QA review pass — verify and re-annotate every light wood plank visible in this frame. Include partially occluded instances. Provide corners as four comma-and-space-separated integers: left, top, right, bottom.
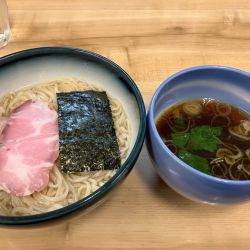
0, 1, 250, 249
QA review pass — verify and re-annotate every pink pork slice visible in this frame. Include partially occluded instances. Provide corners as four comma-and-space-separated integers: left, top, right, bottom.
0, 101, 59, 196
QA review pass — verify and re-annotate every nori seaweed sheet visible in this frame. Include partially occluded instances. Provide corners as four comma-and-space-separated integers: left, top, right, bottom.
57, 91, 121, 172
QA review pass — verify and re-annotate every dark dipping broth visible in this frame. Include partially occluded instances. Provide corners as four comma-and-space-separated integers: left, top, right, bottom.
156, 99, 250, 180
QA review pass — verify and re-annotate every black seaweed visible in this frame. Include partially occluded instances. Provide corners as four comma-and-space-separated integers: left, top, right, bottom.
57, 91, 121, 172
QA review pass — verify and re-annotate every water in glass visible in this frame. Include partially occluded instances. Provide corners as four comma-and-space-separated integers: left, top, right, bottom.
0, 0, 11, 48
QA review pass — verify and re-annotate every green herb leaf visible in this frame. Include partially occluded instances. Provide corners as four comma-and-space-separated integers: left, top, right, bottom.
170, 125, 223, 152
171, 132, 190, 148
178, 150, 210, 174
188, 125, 223, 153
209, 126, 223, 136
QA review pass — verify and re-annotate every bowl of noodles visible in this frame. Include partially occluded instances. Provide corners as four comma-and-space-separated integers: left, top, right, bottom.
0, 47, 146, 224
147, 65, 250, 204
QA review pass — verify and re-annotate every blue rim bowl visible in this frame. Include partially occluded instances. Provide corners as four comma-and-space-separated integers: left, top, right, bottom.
147, 65, 250, 205
0, 47, 146, 224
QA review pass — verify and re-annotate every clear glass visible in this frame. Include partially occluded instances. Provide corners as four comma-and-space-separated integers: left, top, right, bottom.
0, 0, 11, 48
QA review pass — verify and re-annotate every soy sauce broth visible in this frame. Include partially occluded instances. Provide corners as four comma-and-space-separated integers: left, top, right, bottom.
156, 99, 250, 180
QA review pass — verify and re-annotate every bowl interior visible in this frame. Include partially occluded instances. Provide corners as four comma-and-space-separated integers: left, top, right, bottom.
0, 49, 140, 157
153, 66, 250, 120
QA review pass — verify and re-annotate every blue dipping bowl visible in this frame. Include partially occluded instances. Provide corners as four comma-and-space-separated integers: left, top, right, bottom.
147, 65, 250, 204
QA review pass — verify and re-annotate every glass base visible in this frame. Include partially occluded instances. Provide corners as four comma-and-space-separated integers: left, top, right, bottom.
0, 30, 11, 48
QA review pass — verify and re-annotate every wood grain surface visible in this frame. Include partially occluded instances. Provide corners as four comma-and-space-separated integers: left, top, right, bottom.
1, 0, 250, 249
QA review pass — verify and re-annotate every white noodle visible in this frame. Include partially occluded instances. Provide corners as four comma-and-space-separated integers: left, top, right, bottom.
0, 78, 131, 215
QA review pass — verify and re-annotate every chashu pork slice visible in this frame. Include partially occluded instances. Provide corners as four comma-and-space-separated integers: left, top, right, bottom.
0, 101, 59, 196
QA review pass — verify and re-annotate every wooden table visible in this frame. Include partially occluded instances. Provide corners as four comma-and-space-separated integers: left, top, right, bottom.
1, 1, 250, 249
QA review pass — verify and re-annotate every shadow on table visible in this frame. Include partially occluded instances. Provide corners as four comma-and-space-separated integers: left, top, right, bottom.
134, 143, 238, 212
134, 144, 193, 204
0, 194, 110, 230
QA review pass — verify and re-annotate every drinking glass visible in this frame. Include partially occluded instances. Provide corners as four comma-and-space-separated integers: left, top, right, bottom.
0, 0, 11, 48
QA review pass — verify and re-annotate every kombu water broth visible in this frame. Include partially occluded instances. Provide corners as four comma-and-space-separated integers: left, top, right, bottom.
156, 99, 250, 180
